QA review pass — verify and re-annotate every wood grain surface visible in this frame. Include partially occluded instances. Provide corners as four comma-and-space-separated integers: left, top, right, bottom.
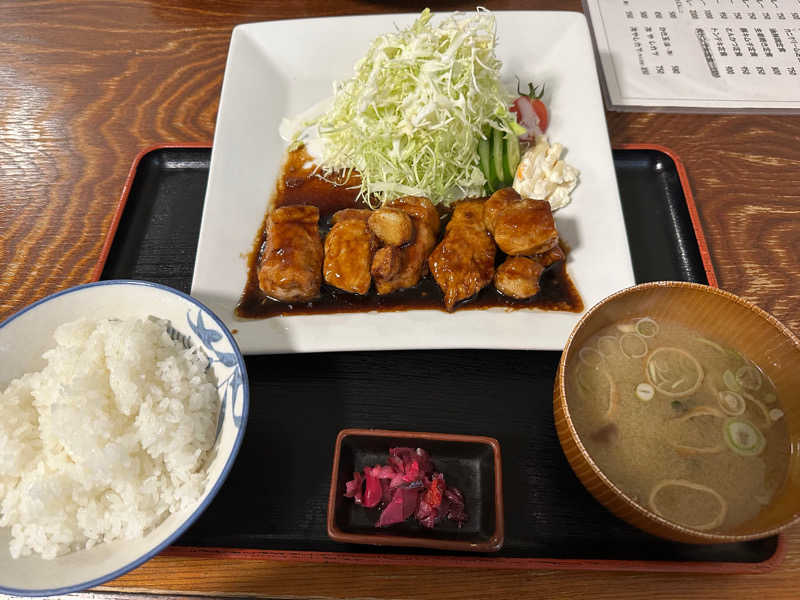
2, 1, 800, 598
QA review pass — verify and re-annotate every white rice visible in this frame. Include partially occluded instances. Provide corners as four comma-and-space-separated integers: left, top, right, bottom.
0, 317, 220, 559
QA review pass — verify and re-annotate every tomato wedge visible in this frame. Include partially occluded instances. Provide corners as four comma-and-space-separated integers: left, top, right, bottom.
510, 79, 548, 140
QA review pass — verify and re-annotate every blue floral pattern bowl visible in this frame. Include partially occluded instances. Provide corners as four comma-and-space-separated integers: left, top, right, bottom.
0, 280, 248, 596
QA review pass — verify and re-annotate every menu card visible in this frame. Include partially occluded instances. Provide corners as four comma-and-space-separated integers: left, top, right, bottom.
583, 0, 800, 111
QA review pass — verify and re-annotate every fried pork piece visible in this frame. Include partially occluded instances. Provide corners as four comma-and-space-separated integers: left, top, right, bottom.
494, 256, 545, 299
388, 196, 441, 237
368, 208, 414, 246
485, 188, 559, 256
324, 215, 378, 294
371, 224, 437, 294
494, 200, 559, 256
258, 205, 323, 302
428, 199, 496, 311
484, 187, 520, 233
331, 208, 371, 224
370, 196, 440, 295
535, 244, 566, 268
371, 246, 404, 282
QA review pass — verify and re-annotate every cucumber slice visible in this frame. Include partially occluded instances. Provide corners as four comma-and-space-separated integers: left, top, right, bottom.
477, 134, 494, 193
503, 132, 521, 184
492, 128, 505, 188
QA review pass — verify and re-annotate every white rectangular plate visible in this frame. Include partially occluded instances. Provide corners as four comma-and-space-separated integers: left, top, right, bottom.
191, 11, 635, 355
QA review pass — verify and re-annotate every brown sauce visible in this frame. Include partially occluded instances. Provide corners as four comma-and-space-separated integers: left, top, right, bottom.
236, 148, 583, 319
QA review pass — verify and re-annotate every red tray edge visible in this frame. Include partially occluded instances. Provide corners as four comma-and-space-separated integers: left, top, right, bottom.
89, 142, 213, 283
160, 541, 786, 574
99, 143, 775, 574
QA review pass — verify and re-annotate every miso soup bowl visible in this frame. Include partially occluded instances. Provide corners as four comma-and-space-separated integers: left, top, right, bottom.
554, 281, 800, 544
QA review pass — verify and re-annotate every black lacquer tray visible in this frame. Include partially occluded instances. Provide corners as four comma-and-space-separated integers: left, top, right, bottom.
96, 144, 782, 573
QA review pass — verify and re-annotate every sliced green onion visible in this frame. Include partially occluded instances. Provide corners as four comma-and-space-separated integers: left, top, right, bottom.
635, 382, 655, 401
579, 346, 604, 369
743, 392, 772, 428
635, 317, 659, 338
718, 390, 746, 416
649, 479, 727, 531
576, 366, 593, 398
616, 321, 635, 333
694, 336, 726, 354
769, 408, 784, 422
647, 361, 658, 382
724, 418, 766, 456
619, 333, 647, 359
604, 371, 618, 418
727, 348, 746, 364
676, 406, 725, 422
645, 347, 703, 398
736, 364, 762, 391
596, 335, 619, 357
723, 369, 741, 393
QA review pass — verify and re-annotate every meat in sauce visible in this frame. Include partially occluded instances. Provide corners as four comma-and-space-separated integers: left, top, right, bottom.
257, 205, 323, 302
484, 188, 559, 256
324, 212, 378, 295
367, 207, 414, 246
494, 256, 546, 300
371, 197, 439, 295
427, 199, 496, 311
331, 208, 371, 224
236, 148, 583, 318
387, 195, 441, 237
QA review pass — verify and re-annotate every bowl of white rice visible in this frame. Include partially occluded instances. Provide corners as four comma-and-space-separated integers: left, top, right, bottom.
0, 280, 248, 595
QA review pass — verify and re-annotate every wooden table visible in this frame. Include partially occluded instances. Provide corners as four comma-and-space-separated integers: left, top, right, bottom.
2, 1, 800, 597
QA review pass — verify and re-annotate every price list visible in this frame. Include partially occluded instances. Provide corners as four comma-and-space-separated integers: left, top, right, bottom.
584, 0, 800, 110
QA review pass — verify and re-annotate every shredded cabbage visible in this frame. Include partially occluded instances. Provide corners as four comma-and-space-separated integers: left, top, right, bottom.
282, 8, 519, 206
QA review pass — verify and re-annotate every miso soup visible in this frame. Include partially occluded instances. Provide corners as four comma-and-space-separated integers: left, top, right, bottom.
567, 317, 789, 533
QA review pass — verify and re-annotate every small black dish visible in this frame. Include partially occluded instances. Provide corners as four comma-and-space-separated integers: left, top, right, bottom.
327, 428, 504, 552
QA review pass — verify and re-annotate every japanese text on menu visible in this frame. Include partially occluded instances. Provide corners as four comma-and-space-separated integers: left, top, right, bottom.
585, 0, 800, 110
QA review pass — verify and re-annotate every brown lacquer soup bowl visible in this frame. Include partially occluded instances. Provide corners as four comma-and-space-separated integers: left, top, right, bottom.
554, 281, 800, 544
